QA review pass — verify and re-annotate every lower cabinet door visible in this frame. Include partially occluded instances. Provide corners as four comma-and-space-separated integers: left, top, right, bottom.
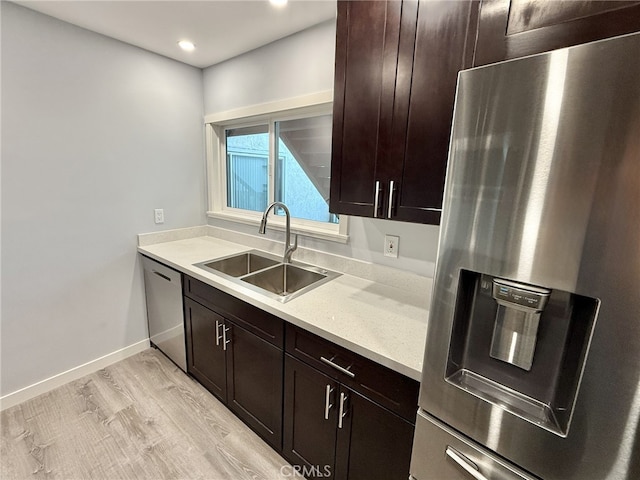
227, 322, 284, 450
184, 298, 227, 402
334, 387, 415, 480
283, 355, 339, 479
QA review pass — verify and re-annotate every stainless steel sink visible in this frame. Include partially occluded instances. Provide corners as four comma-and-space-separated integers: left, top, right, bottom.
194, 250, 340, 303
241, 263, 327, 297
197, 251, 279, 277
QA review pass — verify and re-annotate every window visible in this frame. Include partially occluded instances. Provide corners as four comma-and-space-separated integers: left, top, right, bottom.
225, 125, 269, 212
206, 96, 347, 242
275, 116, 338, 224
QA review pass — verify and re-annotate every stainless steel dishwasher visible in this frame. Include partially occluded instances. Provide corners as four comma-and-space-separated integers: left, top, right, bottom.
141, 255, 186, 372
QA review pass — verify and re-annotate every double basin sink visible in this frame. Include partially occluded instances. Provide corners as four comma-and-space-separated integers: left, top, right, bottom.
194, 250, 340, 303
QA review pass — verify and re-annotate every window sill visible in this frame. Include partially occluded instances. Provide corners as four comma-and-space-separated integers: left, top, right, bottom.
206, 210, 349, 244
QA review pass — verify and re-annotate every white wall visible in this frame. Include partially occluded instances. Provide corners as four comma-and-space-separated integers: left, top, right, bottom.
203, 20, 337, 114
1, 3, 206, 397
203, 19, 440, 276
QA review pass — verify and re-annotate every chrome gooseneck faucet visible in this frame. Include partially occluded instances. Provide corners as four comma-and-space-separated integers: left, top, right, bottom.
259, 202, 298, 263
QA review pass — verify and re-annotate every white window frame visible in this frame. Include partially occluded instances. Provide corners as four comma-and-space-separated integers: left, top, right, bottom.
205, 91, 348, 243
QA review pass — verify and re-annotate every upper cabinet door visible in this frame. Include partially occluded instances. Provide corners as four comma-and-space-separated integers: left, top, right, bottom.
330, 0, 402, 219
330, 0, 478, 225
391, 0, 478, 224
474, 0, 640, 66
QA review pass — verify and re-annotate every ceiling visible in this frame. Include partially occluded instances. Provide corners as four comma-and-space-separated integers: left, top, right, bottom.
14, 0, 337, 69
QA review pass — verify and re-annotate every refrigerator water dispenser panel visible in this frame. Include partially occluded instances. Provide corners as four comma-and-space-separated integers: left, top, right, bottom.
490, 279, 551, 371
445, 270, 598, 436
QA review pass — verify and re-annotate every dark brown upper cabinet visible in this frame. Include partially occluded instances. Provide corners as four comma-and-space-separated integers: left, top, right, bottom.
330, 0, 478, 224
330, 0, 640, 225
474, 0, 640, 66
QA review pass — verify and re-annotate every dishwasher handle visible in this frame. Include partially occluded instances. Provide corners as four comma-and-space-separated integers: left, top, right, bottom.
153, 270, 172, 282
142, 256, 181, 285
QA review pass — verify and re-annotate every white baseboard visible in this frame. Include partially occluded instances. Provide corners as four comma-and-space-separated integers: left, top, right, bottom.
0, 339, 150, 411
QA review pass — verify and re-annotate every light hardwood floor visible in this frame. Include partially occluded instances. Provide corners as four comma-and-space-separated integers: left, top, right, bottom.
1, 348, 295, 479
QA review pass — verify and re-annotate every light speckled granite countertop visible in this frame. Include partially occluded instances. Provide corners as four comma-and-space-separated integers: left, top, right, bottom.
138, 227, 430, 381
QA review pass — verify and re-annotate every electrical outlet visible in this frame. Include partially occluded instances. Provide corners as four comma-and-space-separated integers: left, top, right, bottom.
384, 235, 399, 258
154, 208, 164, 224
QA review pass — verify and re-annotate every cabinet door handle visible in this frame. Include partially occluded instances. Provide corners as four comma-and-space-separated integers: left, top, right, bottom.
320, 356, 355, 378
387, 180, 396, 218
324, 385, 334, 420
338, 392, 348, 429
215, 320, 223, 346
373, 181, 382, 218
223, 325, 231, 351
445, 447, 488, 480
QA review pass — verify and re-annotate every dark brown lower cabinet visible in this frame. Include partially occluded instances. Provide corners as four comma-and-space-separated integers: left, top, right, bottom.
184, 298, 227, 401
184, 295, 283, 450
334, 388, 415, 480
283, 355, 415, 480
283, 355, 339, 478
226, 321, 283, 449
182, 274, 418, 478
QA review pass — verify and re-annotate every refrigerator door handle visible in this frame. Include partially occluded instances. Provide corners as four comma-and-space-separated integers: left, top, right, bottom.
445, 446, 488, 480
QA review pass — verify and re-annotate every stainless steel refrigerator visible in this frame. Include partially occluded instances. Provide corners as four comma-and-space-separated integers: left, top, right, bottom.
410, 32, 640, 480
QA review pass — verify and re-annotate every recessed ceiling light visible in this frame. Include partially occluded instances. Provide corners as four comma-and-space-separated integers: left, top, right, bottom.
178, 40, 196, 52
270, 0, 288, 7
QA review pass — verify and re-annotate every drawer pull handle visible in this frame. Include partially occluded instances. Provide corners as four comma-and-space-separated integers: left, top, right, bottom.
338, 392, 348, 429
324, 385, 334, 420
320, 356, 355, 378
445, 446, 488, 480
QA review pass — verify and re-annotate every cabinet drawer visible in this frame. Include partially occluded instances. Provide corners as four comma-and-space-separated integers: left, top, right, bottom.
184, 275, 284, 348
285, 324, 419, 422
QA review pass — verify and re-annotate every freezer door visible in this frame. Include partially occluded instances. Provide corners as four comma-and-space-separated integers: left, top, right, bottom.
410, 411, 539, 480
